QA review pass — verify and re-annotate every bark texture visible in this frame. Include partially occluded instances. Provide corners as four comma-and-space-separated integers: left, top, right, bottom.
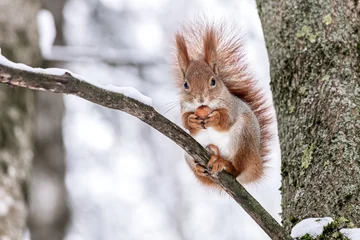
257, 0, 360, 232
0, 0, 42, 239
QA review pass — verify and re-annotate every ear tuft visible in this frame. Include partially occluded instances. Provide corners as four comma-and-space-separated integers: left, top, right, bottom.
175, 33, 190, 76
203, 29, 218, 74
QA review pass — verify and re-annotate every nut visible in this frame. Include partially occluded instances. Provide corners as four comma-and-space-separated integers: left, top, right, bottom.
194, 105, 212, 119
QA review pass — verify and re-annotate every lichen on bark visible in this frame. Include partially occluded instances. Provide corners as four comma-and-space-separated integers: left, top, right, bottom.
256, 0, 360, 232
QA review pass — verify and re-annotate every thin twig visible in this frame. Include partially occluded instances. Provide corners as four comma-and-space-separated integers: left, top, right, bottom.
0, 63, 291, 240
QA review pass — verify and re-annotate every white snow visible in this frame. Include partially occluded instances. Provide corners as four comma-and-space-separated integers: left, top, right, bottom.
21, 229, 31, 240
0, 187, 14, 217
37, 9, 56, 56
291, 217, 334, 239
103, 84, 152, 106
340, 228, 360, 240
0, 50, 85, 80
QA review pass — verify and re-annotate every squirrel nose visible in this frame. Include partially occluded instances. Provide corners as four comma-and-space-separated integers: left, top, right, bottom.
199, 96, 205, 103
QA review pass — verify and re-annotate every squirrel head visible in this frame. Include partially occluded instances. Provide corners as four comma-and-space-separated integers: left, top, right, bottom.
175, 29, 228, 111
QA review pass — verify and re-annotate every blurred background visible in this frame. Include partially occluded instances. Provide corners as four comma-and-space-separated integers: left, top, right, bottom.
1, 0, 281, 239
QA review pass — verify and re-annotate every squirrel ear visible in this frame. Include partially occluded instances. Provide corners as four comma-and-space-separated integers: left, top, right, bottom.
175, 34, 190, 77
203, 29, 218, 75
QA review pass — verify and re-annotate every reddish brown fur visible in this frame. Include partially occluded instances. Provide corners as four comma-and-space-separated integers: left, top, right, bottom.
208, 149, 239, 176
208, 108, 232, 132
181, 60, 223, 104
174, 19, 274, 184
175, 34, 190, 76
233, 112, 264, 183
182, 108, 233, 135
182, 111, 201, 135
203, 29, 218, 73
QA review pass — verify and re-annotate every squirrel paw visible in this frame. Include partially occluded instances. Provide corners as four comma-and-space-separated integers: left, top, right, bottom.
207, 144, 234, 175
194, 163, 210, 177
188, 113, 205, 129
203, 111, 220, 128
206, 144, 220, 155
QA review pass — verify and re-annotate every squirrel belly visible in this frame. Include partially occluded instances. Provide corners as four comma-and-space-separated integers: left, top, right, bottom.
193, 127, 232, 160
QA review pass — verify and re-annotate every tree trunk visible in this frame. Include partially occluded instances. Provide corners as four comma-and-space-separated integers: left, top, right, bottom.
256, 0, 360, 232
0, 0, 42, 239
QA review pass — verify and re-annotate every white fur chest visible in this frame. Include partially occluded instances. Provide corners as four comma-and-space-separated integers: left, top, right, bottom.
193, 128, 232, 159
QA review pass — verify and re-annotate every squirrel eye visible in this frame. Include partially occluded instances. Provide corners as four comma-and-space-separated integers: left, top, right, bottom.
210, 77, 216, 86
184, 81, 189, 90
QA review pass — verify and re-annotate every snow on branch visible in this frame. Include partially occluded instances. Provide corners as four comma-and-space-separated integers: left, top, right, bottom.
0, 53, 290, 240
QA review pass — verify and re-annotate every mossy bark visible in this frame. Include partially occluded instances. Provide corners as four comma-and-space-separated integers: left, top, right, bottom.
256, 0, 360, 233
0, 0, 42, 239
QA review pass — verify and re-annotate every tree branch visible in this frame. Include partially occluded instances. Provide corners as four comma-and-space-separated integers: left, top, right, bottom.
0, 62, 291, 240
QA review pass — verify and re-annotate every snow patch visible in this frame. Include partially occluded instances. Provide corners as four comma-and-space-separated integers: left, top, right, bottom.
0, 51, 85, 80
37, 9, 56, 56
0, 187, 14, 217
103, 84, 152, 106
340, 228, 360, 240
22, 229, 31, 240
291, 217, 334, 239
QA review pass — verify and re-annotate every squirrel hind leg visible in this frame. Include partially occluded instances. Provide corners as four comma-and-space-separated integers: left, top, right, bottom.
186, 157, 218, 187
194, 163, 209, 177
206, 144, 239, 176
193, 161, 220, 187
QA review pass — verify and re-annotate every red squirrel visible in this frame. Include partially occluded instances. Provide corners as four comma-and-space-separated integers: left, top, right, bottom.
173, 21, 273, 187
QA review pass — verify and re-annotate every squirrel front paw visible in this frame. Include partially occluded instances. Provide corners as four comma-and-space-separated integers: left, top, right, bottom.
203, 111, 220, 128
186, 109, 222, 130
207, 144, 235, 175
188, 113, 205, 129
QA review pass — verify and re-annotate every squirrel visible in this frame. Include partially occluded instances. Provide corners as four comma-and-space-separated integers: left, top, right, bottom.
173, 20, 274, 188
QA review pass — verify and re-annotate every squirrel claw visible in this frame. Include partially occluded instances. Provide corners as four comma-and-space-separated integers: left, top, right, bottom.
207, 154, 219, 169
194, 163, 209, 177
203, 111, 220, 128
208, 156, 232, 175
188, 114, 204, 129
